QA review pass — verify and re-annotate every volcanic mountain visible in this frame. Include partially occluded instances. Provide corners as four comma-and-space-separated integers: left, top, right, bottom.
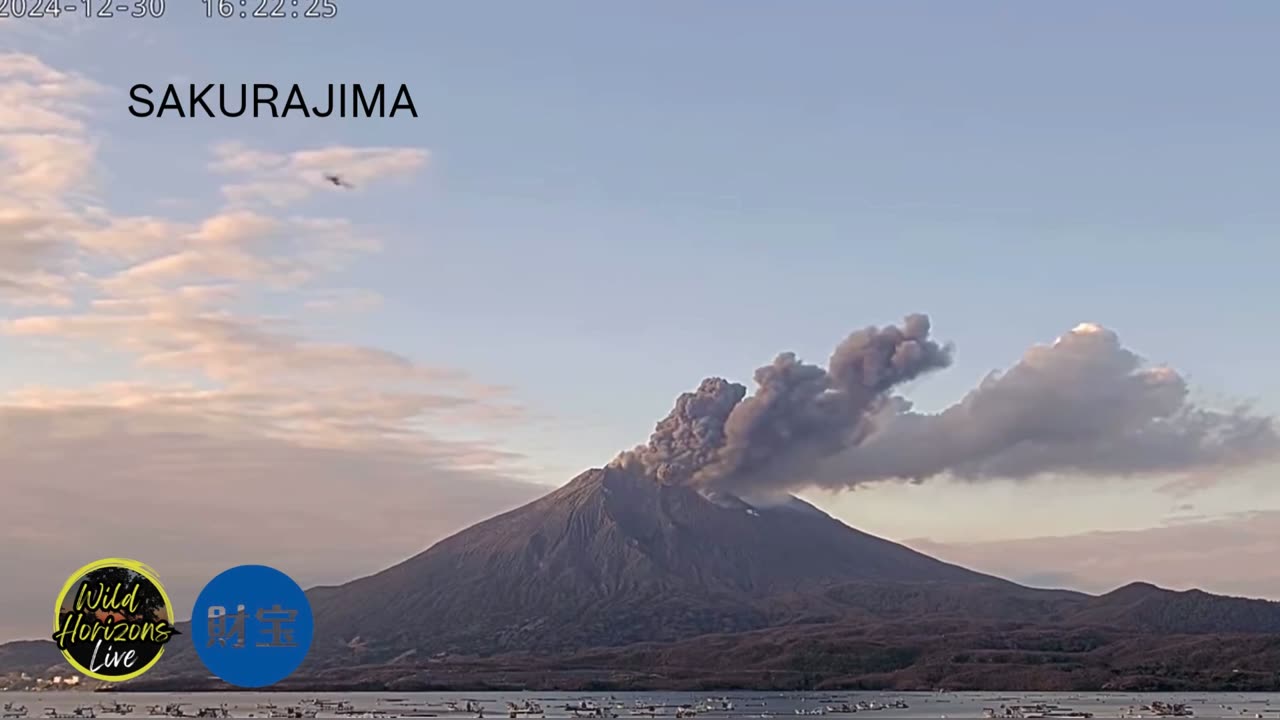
7, 465, 1280, 690
8, 315, 1280, 689
297, 467, 1084, 666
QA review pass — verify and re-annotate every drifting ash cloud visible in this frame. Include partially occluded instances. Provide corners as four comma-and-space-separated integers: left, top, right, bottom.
614, 317, 1279, 495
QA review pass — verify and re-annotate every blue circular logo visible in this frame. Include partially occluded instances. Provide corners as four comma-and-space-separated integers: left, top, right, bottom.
190, 565, 313, 688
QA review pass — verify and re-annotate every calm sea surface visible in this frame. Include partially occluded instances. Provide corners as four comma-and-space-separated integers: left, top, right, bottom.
1, 692, 1277, 720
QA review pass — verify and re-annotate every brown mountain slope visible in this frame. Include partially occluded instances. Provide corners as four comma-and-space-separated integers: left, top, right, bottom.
518, 621, 1280, 691
303, 467, 1017, 662
298, 467, 1280, 667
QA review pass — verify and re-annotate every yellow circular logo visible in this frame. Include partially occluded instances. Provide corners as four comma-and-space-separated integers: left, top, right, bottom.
51, 558, 179, 682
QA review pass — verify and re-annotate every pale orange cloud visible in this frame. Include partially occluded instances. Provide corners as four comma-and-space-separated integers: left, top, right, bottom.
0, 55, 101, 305
0, 400, 546, 641
0, 53, 543, 643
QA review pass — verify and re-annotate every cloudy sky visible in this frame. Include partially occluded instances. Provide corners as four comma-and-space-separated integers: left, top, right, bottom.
3, 2, 1280, 641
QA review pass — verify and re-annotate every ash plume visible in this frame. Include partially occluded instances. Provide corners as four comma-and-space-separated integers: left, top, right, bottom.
613, 314, 953, 488
614, 318, 1280, 494
805, 322, 1280, 490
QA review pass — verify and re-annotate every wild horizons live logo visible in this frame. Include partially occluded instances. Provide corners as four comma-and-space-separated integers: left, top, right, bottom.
52, 559, 179, 682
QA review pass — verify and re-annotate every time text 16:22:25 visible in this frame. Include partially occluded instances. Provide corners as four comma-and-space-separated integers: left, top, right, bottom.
203, 0, 336, 19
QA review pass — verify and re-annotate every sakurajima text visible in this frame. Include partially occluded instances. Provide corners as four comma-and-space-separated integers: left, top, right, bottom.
127, 83, 417, 118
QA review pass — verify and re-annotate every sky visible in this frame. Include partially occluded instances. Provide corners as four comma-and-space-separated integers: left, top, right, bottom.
2, 2, 1279, 641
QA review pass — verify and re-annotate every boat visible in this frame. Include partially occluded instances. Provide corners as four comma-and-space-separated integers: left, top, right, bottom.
1144, 704, 1194, 718
507, 702, 545, 718
997, 705, 1092, 720
42, 709, 95, 720
697, 700, 733, 714
267, 709, 316, 719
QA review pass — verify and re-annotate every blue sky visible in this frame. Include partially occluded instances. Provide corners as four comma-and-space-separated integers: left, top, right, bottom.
35, 1, 1280, 458
2, 2, 1279, 639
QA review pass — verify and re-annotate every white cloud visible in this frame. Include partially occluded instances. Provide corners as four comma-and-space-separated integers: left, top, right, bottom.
0, 53, 541, 642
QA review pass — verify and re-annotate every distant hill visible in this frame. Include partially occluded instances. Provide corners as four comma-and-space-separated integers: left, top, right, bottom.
0, 639, 62, 677
1070, 582, 1280, 634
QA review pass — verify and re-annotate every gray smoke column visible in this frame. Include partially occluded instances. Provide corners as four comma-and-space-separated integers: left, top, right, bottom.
615, 319, 1280, 495
613, 314, 953, 488
617, 377, 747, 485
802, 322, 1280, 490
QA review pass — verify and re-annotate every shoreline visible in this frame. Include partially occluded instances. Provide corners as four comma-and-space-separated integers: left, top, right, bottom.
93, 678, 1280, 694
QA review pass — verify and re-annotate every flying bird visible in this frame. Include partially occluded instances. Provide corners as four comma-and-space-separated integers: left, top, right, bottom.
324, 173, 353, 189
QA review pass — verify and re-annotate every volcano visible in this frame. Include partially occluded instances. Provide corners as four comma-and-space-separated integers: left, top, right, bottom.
288, 466, 1280, 675
300, 467, 1079, 664
9, 465, 1280, 690
279, 316, 1280, 672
